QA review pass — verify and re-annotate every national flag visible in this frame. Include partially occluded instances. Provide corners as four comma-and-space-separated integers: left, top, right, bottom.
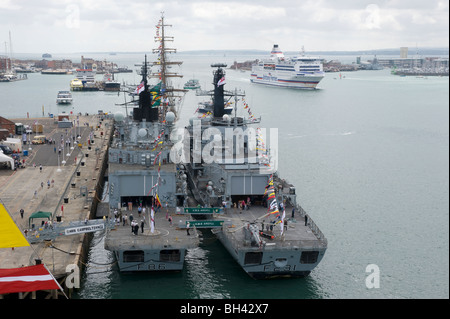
133, 81, 145, 94
269, 198, 278, 211
279, 209, 286, 235
217, 77, 225, 87
150, 208, 155, 233
0, 264, 61, 295
155, 193, 162, 207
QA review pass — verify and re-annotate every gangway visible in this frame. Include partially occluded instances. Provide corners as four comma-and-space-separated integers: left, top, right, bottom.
27, 218, 115, 243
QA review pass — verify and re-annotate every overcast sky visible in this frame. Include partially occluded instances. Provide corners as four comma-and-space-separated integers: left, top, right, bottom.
1, 0, 448, 54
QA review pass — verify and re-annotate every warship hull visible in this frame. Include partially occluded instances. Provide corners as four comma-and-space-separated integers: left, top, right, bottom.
213, 204, 327, 279
216, 233, 325, 279
111, 248, 188, 272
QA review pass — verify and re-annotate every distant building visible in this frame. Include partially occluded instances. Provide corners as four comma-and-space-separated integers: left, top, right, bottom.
47, 59, 72, 70
0, 116, 15, 136
34, 59, 49, 69
81, 56, 95, 69
0, 56, 11, 73
400, 47, 408, 59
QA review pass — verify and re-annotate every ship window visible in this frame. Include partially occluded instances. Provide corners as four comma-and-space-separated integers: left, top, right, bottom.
244, 252, 263, 265
123, 250, 144, 263
300, 251, 319, 264
160, 249, 181, 262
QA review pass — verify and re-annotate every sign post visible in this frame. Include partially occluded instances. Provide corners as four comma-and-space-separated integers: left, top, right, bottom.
186, 220, 224, 228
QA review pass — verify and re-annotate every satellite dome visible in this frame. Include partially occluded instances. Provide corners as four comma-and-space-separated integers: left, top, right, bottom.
166, 112, 175, 123
114, 111, 124, 122
138, 128, 147, 137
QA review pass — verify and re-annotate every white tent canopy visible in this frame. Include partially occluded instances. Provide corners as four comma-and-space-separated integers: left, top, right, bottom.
0, 151, 14, 170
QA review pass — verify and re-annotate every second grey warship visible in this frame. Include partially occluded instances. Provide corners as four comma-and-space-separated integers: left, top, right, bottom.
179, 64, 328, 278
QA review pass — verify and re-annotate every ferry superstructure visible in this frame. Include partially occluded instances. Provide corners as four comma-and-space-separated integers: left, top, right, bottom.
251, 45, 324, 89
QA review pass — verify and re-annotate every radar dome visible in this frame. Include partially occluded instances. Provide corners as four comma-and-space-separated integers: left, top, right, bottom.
114, 112, 125, 122
166, 112, 175, 123
138, 128, 147, 137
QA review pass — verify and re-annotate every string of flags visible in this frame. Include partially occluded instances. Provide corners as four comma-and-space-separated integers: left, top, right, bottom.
242, 98, 257, 122
263, 175, 286, 235
256, 128, 271, 168
198, 111, 212, 119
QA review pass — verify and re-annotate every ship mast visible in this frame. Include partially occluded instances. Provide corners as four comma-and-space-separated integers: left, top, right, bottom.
151, 12, 185, 121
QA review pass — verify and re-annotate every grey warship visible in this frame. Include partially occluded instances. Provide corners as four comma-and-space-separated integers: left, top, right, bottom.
179, 64, 327, 279
104, 15, 198, 272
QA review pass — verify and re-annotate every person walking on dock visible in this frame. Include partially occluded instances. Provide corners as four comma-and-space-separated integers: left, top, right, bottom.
20, 208, 24, 219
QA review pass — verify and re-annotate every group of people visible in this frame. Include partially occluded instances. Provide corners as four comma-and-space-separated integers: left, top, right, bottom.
113, 208, 148, 235
130, 219, 145, 235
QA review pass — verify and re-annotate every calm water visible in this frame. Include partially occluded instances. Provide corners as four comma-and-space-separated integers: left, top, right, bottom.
1, 52, 448, 299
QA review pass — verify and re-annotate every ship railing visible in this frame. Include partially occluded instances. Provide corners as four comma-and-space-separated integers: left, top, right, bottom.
105, 237, 198, 250
294, 203, 327, 246
222, 230, 326, 251
271, 176, 327, 246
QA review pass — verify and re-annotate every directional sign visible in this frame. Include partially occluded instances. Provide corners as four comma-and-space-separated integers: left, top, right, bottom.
64, 224, 105, 235
186, 220, 224, 228
183, 207, 222, 214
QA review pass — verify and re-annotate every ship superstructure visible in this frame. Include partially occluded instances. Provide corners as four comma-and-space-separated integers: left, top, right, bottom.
251, 44, 325, 89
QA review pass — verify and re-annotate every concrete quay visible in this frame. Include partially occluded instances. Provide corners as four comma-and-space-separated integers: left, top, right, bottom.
0, 114, 113, 299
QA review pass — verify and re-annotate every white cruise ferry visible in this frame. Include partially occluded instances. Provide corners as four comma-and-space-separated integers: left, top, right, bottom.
251, 45, 324, 89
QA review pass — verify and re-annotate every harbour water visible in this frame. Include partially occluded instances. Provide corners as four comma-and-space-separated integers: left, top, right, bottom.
1, 52, 448, 299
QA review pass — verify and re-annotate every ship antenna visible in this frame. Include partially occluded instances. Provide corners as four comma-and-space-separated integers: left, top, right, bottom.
234, 88, 238, 128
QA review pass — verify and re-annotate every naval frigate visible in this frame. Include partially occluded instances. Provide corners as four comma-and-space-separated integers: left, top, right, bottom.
180, 64, 327, 279
104, 15, 198, 272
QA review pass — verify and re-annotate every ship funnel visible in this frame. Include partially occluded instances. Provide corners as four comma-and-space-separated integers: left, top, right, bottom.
133, 55, 159, 122
271, 44, 284, 58
211, 64, 227, 118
